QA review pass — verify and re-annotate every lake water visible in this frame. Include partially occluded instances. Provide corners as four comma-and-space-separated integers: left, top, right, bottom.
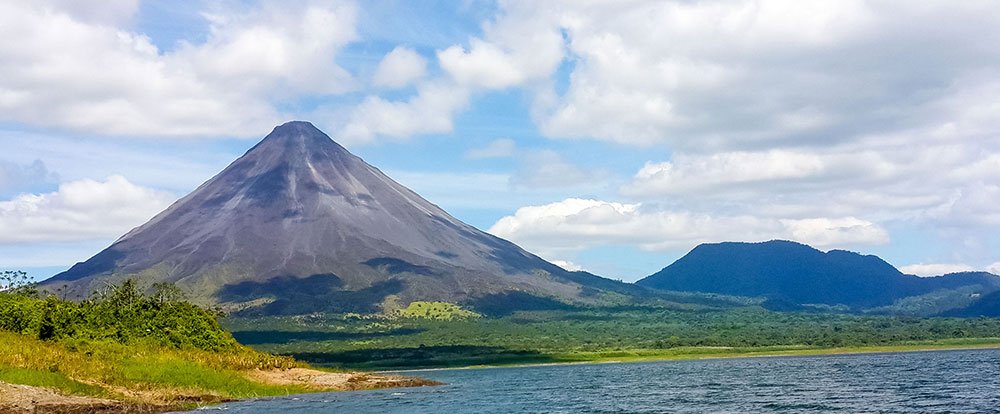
191, 349, 1000, 413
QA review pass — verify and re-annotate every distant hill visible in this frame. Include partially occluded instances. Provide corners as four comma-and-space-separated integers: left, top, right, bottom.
637, 240, 1000, 309
43, 121, 645, 315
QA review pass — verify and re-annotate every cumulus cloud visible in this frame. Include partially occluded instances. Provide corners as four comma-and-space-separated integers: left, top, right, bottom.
176, 2, 357, 96
407, 0, 1000, 159
619, 138, 1000, 232
337, 81, 470, 143
780, 217, 889, 248
338, 1, 567, 143
525, 1, 1000, 150
899, 263, 976, 277
488, 198, 887, 257
419, 0, 1000, 263
623, 151, 829, 196
465, 138, 517, 159
437, 4, 564, 90
989, 262, 1000, 276
345, 0, 1000, 149
0, 176, 175, 243
0, 0, 358, 137
373, 46, 427, 88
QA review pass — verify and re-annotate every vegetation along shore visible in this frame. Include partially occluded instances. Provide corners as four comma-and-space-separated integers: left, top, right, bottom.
0, 272, 436, 414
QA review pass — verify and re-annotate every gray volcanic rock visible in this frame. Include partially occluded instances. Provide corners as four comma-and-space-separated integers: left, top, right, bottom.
45, 121, 633, 314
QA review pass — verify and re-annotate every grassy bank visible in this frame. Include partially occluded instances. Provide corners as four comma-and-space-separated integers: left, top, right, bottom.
0, 276, 431, 411
0, 330, 309, 407
0, 278, 315, 410
226, 307, 1000, 370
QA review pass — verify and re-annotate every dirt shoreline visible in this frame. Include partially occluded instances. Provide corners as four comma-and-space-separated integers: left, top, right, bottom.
0, 369, 440, 414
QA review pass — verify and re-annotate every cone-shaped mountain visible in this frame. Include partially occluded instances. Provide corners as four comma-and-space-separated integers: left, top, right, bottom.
46, 121, 637, 314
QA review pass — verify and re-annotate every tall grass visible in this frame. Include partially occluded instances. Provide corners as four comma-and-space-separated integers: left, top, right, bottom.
0, 331, 309, 403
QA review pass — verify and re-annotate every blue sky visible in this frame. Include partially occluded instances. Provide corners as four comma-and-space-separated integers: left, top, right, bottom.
2, 0, 1000, 282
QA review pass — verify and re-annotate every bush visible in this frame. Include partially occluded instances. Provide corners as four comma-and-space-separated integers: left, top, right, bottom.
0, 279, 239, 351
0, 293, 43, 334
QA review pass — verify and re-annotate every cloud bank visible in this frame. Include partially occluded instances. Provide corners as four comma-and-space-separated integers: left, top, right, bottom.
0, 0, 357, 137
0, 176, 175, 243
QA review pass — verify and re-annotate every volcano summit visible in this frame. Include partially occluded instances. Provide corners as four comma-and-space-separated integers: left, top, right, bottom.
45, 122, 634, 314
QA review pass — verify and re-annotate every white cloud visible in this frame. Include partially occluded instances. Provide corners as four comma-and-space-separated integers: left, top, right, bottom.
550, 259, 583, 272
336, 1, 568, 142
781, 217, 889, 248
0, 1, 358, 137
488, 198, 887, 257
624, 151, 828, 196
619, 139, 1000, 232
437, 4, 564, 90
0, 176, 175, 243
177, 2, 357, 96
989, 262, 1000, 276
373, 46, 427, 89
382, 0, 1000, 164
465, 138, 516, 159
900, 263, 976, 277
340, 0, 1000, 160
337, 81, 470, 144
526, 1, 1000, 149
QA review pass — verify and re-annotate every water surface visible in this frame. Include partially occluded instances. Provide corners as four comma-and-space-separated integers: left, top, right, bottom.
193, 349, 1000, 413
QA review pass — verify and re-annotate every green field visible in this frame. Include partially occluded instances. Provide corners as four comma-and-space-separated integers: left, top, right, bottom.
225, 306, 1000, 370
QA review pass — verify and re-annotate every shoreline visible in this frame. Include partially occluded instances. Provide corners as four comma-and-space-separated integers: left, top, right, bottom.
379, 341, 1000, 374
0, 368, 439, 414
6, 341, 1000, 413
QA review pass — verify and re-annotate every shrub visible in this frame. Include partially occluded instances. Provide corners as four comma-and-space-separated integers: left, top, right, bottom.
0, 279, 239, 351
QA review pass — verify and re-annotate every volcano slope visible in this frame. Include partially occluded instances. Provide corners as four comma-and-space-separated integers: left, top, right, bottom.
45, 121, 645, 315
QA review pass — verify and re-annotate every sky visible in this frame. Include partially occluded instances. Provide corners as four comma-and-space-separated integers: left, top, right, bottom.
2, 0, 1000, 282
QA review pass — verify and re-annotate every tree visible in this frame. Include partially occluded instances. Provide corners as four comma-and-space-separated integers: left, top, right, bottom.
0, 270, 33, 294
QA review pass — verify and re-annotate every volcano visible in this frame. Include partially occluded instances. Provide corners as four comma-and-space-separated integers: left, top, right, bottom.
44, 121, 636, 314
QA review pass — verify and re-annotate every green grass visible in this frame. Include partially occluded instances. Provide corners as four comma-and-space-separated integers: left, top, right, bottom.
0, 330, 309, 404
395, 301, 480, 320
119, 357, 308, 398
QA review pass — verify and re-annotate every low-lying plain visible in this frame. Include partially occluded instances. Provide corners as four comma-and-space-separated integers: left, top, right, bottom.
225, 304, 1000, 371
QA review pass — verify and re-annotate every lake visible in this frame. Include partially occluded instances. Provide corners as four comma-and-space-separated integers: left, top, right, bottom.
188, 349, 1000, 413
